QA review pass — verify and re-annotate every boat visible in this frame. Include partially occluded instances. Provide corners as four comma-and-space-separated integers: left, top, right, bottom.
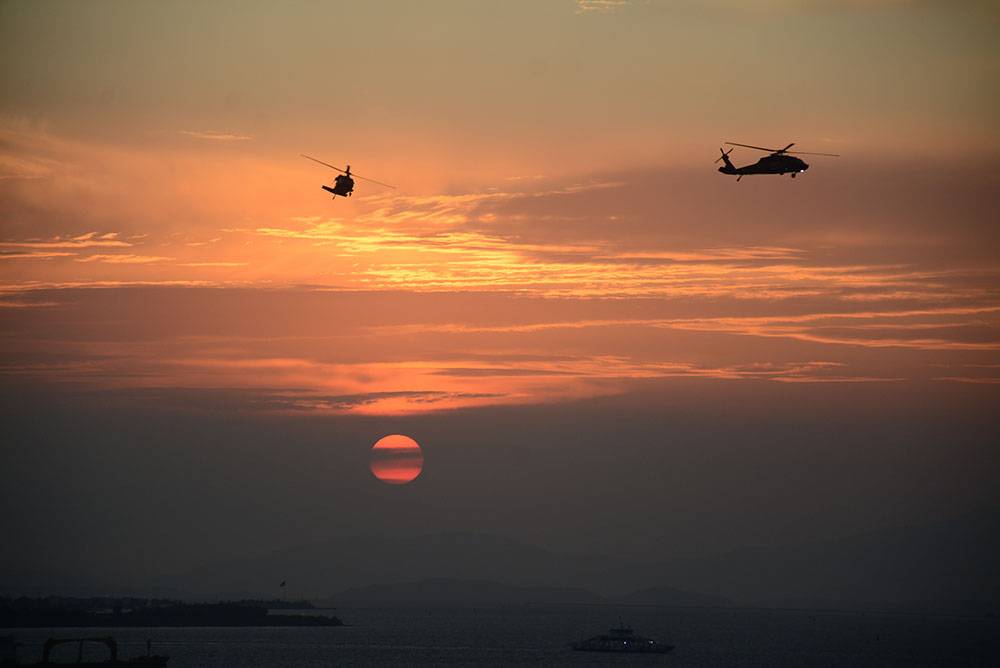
572, 623, 674, 654
2, 637, 168, 666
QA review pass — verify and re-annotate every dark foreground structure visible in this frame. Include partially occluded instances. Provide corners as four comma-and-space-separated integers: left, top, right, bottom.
2, 636, 167, 667
572, 623, 674, 654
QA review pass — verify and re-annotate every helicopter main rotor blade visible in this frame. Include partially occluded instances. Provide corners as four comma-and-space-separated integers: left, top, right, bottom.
301, 154, 395, 188
724, 141, 782, 153
725, 142, 839, 157
301, 154, 349, 174
784, 150, 841, 157
350, 172, 396, 189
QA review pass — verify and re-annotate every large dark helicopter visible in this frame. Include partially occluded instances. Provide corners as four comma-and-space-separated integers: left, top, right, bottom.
716, 142, 839, 182
301, 154, 395, 198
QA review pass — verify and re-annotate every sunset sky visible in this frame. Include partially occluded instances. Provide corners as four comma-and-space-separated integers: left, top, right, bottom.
2, 1, 998, 597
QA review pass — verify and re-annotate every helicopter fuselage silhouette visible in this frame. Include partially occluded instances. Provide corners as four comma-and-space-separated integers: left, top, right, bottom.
716, 142, 838, 182
322, 171, 355, 197
718, 152, 809, 179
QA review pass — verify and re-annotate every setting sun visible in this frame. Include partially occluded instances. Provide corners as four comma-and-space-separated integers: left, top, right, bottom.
370, 434, 424, 485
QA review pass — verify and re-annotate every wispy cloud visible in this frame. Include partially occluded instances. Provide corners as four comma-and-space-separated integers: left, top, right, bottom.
0, 232, 132, 250
239, 215, 988, 301
0, 299, 60, 308
604, 247, 804, 262
0, 280, 227, 292
935, 376, 1000, 384
658, 308, 1000, 351
0, 338, 904, 415
0, 250, 76, 261
382, 305, 1000, 352
1, 282, 995, 415
178, 130, 253, 141
576, 0, 629, 14
75, 254, 173, 264
0, 153, 59, 180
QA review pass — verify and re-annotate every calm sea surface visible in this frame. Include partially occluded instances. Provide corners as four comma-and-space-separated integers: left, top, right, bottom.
5, 605, 998, 666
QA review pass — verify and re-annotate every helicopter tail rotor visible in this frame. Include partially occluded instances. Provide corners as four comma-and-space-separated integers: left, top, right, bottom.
714, 147, 735, 164
716, 147, 737, 174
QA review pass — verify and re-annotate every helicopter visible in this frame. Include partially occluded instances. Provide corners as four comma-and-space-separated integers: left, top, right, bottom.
301, 154, 395, 198
716, 142, 839, 182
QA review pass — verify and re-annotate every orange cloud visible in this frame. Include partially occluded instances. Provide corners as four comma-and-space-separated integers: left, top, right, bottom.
178, 130, 253, 142
0, 232, 131, 250
576, 0, 629, 14
76, 254, 172, 264
2, 119, 998, 415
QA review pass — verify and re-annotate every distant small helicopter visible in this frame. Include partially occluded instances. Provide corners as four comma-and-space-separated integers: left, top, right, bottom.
301, 154, 395, 198
716, 142, 839, 182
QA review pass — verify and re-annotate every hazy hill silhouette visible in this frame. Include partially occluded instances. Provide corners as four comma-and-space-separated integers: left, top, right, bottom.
331, 578, 601, 606
660, 508, 1000, 611
327, 578, 732, 607
160, 510, 998, 613
613, 586, 732, 608
168, 531, 629, 598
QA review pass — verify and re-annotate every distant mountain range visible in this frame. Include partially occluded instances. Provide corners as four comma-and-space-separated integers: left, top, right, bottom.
142, 508, 999, 613
166, 531, 628, 600
329, 579, 600, 606
326, 578, 731, 608
614, 585, 733, 608
661, 508, 1000, 611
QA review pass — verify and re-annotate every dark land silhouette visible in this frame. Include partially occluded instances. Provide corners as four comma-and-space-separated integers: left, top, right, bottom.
0, 597, 341, 628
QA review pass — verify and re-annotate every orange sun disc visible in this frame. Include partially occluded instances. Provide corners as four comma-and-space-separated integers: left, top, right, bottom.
370, 434, 423, 485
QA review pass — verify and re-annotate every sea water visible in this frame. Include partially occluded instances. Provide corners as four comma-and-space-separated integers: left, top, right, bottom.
5, 604, 997, 666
